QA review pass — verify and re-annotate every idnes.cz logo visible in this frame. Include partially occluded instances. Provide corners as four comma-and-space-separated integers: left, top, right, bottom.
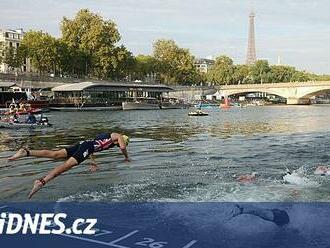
0, 212, 97, 235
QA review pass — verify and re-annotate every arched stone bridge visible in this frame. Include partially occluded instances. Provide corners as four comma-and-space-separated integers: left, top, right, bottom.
217, 81, 330, 105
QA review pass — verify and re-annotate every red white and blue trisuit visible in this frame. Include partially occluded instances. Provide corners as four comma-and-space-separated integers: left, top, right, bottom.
65, 133, 117, 164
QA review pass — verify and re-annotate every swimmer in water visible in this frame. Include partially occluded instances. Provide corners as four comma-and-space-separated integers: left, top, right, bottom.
231, 204, 290, 227
314, 165, 330, 175
234, 172, 258, 183
8, 132, 130, 199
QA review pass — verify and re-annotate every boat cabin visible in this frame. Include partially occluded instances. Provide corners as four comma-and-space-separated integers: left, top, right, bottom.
51, 81, 174, 109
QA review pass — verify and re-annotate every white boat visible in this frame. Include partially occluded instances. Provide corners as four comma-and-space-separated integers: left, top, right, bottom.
188, 110, 209, 116
160, 97, 188, 109
122, 98, 161, 110
161, 102, 187, 109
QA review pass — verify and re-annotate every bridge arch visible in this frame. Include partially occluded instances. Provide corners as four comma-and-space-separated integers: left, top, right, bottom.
217, 81, 330, 104
223, 89, 288, 99
299, 88, 330, 99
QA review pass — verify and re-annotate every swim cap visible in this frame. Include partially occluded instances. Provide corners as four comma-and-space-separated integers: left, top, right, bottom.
122, 135, 130, 146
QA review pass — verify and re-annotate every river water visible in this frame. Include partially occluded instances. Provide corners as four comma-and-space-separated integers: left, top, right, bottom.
1, 105, 330, 202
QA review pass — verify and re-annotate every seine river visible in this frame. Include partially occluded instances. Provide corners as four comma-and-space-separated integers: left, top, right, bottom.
1, 105, 330, 202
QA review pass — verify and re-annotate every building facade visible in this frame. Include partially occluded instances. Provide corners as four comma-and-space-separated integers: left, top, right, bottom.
0, 28, 32, 73
194, 58, 215, 73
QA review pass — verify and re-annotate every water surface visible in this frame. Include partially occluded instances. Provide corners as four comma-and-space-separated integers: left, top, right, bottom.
1, 105, 330, 202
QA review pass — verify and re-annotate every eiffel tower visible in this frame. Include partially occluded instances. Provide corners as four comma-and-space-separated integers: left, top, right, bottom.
246, 11, 257, 64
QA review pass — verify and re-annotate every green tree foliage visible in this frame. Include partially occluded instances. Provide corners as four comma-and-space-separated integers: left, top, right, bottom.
133, 54, 159, 81
0, 41, 25, 72
250, 60, 272, 83
61, 9, 127, 79
206, 57, 318, 85
207, 55, 234, 85
107, 45, 135, 80
269, 65, 296, 83
153, 39, 200, 85
291, 71, 311, 82
20, 31, 57, 73
3, 46, 25, 72
232, 64, 251, 84
313, 74, 330, 81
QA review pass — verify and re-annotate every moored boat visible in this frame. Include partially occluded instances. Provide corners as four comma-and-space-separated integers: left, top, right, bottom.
3, 108, 43, 115
0, 116, 52, 129
161, 102, 187, 109
188, 110, 209, 116
0, 121, 52, 128
49, 105, 122, 111
122, 100, 161, 110
161, 97, 188, 109
194, 102, 217, 108
2, 101, 43, 115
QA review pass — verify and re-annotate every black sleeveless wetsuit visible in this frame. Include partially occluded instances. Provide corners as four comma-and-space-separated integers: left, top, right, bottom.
65, 133, 117, 164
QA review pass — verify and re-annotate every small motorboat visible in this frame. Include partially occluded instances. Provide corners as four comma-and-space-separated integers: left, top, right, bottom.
188, 110, 209, 116
3, 102, 43, 115
194, 103, 217, 109
0, 116, 52, 129
0, 122, 52, 128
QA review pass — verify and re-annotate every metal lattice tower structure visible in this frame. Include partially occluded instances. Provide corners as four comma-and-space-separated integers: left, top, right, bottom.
246, 12, 257, 64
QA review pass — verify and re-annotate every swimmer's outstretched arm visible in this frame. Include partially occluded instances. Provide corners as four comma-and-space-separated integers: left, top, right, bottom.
111, 133, 130, 162
28, 157, 78, 199
89, 154, 99, 172
121, 147, 130, 162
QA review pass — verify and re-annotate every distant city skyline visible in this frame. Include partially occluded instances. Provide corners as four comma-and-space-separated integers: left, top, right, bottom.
1, 0, 330, 74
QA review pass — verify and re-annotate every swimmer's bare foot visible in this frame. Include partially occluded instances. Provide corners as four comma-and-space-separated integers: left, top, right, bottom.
8, 148, 29, 161
28, 179, 44, 199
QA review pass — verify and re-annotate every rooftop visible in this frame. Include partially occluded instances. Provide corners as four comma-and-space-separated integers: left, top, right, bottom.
51, 81, 174, 92
194, 58, 215, 65
0, 82, 17, 88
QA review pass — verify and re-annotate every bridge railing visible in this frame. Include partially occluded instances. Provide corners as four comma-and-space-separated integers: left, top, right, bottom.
218, 81, 330, 89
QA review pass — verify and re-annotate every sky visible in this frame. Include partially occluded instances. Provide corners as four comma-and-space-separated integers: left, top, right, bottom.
1, 0, 330, 74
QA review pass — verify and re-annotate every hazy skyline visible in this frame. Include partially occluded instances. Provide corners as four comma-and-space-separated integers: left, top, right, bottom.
1, 0, 330, 74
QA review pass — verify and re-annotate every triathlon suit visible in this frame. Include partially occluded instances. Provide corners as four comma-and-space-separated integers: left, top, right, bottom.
65, 133, 117, 164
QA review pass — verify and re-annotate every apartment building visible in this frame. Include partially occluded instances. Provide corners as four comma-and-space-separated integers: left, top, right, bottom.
0, 28, 32, 73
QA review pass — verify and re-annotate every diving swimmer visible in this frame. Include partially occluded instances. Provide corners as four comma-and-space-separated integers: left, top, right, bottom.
231, 204, 290, 226
8, 132, 130, 199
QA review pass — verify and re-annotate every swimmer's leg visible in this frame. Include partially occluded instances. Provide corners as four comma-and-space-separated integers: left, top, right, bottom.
8, 148, 67, 161
28, 157, 78, 199
240, 205, 275, 221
